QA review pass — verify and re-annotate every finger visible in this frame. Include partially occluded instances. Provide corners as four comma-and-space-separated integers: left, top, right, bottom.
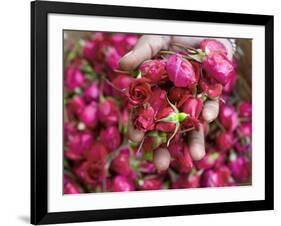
127, 111, 145, 143
202, 99, 219, 123
119, 35, 171, 71
188, 123, 205, 161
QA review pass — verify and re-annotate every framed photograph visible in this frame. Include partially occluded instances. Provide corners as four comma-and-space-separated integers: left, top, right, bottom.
31, 0, 274, 224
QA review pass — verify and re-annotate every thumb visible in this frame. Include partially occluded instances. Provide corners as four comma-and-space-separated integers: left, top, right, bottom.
119, 35, 171, 71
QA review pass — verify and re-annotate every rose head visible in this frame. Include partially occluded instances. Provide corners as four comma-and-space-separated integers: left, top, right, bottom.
126, 78, 152, 105
98, 98, 120, 126
139, 177, 163, 190
79, 102, 98, 128
166, 54, 197, 89
172, 172, 200, 189
106, 47, 121, 70
148, 87, 168, 113
181, 97, 203, 129
203, 53, 235, 85
238, 101, 252, 119
238, 122, 252, 138
65, 66, 85, 91
216, 132, 234, 152
201, 167, 231, 187
100, 126, 121, 151
86, 142, 108, 161
223, 71, 237, 93
155, 106, 177, 132
140, 162, 156, 174
169, 143, 193, 173
194, 151, 220, 170
229, 153, 251, 183
65, 131, 93, 161
112, 74, 133, 96
84, 83, 99, 102
67, 95, 85, 118
110, 149, 132, 176
168, 87, 191, 103
199, 75, 223, 98
133, 105, 155, 132
75, 160, 106, 187
64, 175, 82, 194
199, 39, 227, 55
112, 175, 135, 192
140, 60, 167, 83
219, 104, 238, 131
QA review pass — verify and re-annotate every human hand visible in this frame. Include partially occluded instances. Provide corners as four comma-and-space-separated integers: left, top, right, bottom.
120, 35, 234, 161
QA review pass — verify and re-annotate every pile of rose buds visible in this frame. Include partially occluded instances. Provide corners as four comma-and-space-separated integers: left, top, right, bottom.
63, 32, 252, 194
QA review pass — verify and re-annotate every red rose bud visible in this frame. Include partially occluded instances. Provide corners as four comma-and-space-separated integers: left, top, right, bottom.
199, 75, 223, 98
229, 152, 251, 183
112, 175, 135, 192
199, 39, 227, 55
84, 83, 99, 102
216, 132, 234, 152
203, 53, 235, 85
148, 87, 168, 113
126, 78, 152, 105
106, 47, 121, 70
138, 177, 163, 190
100, 126, 121, 151
67, 95, 85, 117
155, 106, 177, 132
134, 105, 155, 132
153, 147, 171, 172
64, 175, 82, 194
238, 122, 252, 138
168, 87, 191, 103
166, 54, 197, 89
195, 151, 220, 170
86, 142, 108, 161
79, 102, 98, 128
238, 101, 252, 119
98, 98, 120, 126
75, 160, 106, 187
140, 60, 167, 83
181, 97, 203, 129
65, 66, 85, 91
65, 131, 93, 161
169, 143, 193, 173
110, 149, 132, 176
219, 104, 238, 131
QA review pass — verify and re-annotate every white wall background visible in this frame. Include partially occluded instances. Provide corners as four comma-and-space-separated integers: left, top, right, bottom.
0, 0, 279, 225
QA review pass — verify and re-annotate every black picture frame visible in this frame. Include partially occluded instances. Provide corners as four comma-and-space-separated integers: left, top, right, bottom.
31, 0, 274, 224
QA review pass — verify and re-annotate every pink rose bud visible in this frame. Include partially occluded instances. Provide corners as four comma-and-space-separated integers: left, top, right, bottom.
100, 126, 121, 151
223, 71, 237, 93
112, 175, 135, 192
216, 132, 234, 152
140, 60, 167, 83
110, 149, 132, 176
84, 83, 99, 102
238, 122, 252, 138
229, 153, 251, 183
201, 167, 231, 187
172, 172, 200, 189
181, 97, 203, 129
219, 104, 239, 131
140, 162, 156, 174
83, 40, 97, 62
64, 175, 82, 194
238, 101, 252, 118
199, 39, 227, 55
195, 151, 220, 170
65, 131, 93, 161
106, 47, 121, 70
65, 66, 85, 91
79, 102, 98, 128
153, 147, 171, 172
98, 99, 120, 126
86, 142, 108, 161
139, 177, 163, 190
203, 53, 235, 85
166, 54, 197, 89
